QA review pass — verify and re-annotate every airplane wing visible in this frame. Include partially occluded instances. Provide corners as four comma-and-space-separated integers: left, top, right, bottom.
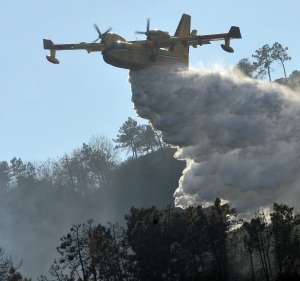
43, 39, 105, 64
153, 26, 242, 53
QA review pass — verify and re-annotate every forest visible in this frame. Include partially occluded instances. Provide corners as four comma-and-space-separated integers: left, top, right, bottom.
38, 201, 300, 281
1, 43, 300, 280
1, 120, 300, 281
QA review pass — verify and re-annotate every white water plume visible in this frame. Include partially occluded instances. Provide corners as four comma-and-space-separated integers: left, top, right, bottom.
129, 66, 300, 215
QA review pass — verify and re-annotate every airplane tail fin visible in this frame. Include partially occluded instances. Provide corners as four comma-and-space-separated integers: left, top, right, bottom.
228, 26, 242, 39
43, 39, 55, 50
43, 39, 60, 64
172, 13, 191, 67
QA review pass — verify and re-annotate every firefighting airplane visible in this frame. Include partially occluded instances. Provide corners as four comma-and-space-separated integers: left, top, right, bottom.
43, 14, 241, 70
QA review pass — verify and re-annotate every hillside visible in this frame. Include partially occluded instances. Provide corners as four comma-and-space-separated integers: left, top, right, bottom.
102, 147, 185, 219
0, 146, 185, 279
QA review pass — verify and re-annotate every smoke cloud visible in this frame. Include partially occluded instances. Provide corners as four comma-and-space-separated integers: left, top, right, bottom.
0, 186, 125, 279
129, 66, 300, 216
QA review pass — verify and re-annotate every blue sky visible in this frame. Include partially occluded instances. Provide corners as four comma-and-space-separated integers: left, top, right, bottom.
1, 0, 299, 162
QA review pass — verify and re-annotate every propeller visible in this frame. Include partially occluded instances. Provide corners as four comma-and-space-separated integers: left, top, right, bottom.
135, 18, 150, 37
93, 25, 112, 43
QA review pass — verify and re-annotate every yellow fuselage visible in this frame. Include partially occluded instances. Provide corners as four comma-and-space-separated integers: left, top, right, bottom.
102, 41, 187, 70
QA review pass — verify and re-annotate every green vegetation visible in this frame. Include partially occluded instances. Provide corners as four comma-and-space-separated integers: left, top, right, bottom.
0, 247, 31, 280
34, 201, 299, 281
1, 121, 300, 280
236, 42, 292, 82
0, 121, 184, 279
114, 117, 163, 159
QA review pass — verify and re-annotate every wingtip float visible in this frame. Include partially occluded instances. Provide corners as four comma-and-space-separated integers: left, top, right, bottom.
43, 13, 242, 70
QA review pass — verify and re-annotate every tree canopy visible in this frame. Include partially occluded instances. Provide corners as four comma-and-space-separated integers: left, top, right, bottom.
236, 42, 292, 81
2, 115, 300, 280
113, 117, 163, 159
38, 201, 300, 281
